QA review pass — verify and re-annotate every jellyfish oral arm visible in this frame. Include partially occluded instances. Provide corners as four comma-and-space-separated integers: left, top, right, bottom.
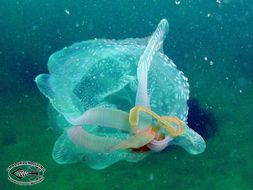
135, 19, 169, 108
67, 107, 131, 132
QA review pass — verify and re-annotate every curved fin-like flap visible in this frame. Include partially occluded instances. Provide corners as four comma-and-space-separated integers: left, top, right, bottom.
170, 125, 206, 154
67, 126, 126, 153
82, 150, 147, 170
35, 74, 83, 119
52, 132, 79, 164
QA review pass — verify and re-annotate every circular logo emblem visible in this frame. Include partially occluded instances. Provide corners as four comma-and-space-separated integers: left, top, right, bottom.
7, 161, 45, 186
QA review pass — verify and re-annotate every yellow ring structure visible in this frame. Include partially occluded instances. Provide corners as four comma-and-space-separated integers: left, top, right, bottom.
129, 106, 184, 138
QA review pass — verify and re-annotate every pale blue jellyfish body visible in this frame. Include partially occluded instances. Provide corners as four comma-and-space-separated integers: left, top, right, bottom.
35, 19, 205, 169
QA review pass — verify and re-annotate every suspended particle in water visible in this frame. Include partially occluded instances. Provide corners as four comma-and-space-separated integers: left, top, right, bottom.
32, 25, 38, 31
216, 0, 221, 4
175, 0, 181, 5
65, 9, 70, 15
148, 173, 154, 181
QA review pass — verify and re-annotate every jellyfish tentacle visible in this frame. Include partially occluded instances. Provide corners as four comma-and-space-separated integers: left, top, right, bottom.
67, 125, 155, 153
112, 127, 156, 150
135, 19, 169, 107
68, 107, 131, 132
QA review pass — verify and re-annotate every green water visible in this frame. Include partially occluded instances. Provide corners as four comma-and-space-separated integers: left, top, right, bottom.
1, 0, 253, 189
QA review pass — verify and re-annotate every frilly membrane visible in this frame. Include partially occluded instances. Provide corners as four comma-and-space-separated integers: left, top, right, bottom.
36, 19, 206, 170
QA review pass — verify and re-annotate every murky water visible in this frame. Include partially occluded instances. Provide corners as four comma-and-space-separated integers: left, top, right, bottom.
1, 0, 253, 189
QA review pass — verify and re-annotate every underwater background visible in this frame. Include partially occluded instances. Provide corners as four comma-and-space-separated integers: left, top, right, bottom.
0, 0, 252, 189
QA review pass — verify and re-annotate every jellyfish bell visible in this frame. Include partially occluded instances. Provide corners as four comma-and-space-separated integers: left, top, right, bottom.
35, 19, 205, 169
